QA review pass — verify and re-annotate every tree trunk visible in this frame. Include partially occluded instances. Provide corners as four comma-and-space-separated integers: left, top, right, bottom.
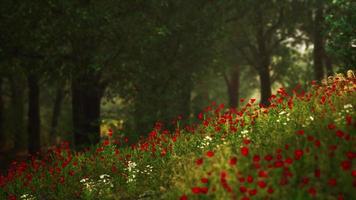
225, 65, 240, 109
50, 83, 64, 145
27, 73, 41, 155
324, 52, 333, 77
9, 75, 26, 150
179, 77, 193, 118
313, 4, 325, 81
0, 78, 4, 143
72, 75, 102, 150
258, 66, 272, 107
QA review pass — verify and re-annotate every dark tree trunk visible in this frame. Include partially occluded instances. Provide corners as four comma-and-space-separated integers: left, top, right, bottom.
50, 83, 64, 145
313, 4, 325, 81
258, 66, 272, 107
0, 78, 4, 143
324, 52, 333, 77
9, 75, 26, 150
72, 75, 102, 150
225, 65, 240, 109
27, 73, 41, 155
179, 77, 193, 118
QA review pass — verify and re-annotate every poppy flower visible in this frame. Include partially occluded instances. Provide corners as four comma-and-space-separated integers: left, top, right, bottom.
196, 158, 203, 166
108, 128, 113, 137
340, 160, 351, 170
247, 175, 253, 183
285, 157, 293, 165
258, 170, 268, 178
229, 157, 237, 166
328, 178, 337, 187
239, 186, 247, 193
328, 123, 336, 130
264, 154, 273, 161
241, 147, 249, 156
253, 155, 260, 162
206, 151, 214, 157
267, 187, 274, 194
294, 149, 304, 160
352, 170, 356, 177
180, 195, 188, 200
243, 139, 251, 145
296, 130, 305, 135
307, 187, 317, 197
314, 169, 321, 178
346, 115, 352, 125
248, 189, 257, 196
201, 177, 209, 184
257, 181, 267, 188
335, 130, 344, 138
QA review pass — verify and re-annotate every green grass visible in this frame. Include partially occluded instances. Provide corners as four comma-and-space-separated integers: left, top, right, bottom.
1, 73, 355, 200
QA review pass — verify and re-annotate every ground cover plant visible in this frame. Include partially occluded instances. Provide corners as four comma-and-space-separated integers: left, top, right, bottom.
0, 71, 355, 200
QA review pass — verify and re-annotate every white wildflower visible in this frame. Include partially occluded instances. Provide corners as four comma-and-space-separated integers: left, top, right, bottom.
80, 178, 89, 183
279, 111, 286, 115
309, 116, 314, 121
99, 174, 110, 179
344, 104, 353, 109
20, 194, 36, 200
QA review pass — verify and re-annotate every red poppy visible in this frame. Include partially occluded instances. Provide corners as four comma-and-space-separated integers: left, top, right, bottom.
335, 130, 344, 138
314, 140, 321, 148
296, 130, 305, 135
253, 155, 260, 162
285, 157, 293, 165
307, 135, 314, 141
274, 161, 284, 168
241, 147, 249, 156
108, 128, 113, 137
247, 175, 253, 183
248, 189, 257, 196
267, 187, 274, 194
238, 177, 245, 183
340, 160, 351, 170
301, 177, 309, 185
258, 170, 268, 178
257, 181, 267, 188
229, 157, 237, 166
264, 154, 273, 161
243, 139, 251, 145
201, 178, 209, 184
307, 187, 317, 197
346, 115, 352, 125
314, 169, 321, 178
328, 178, 337, 187
328, 123, 336, 130
196, 158, 203, 166
206, 151, 214, 157
180, 195, 188, 200
239, 186, 247, 193
294, 149, 304, 160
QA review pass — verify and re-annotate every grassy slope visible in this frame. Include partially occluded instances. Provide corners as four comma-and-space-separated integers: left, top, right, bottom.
0, 72, 355, 200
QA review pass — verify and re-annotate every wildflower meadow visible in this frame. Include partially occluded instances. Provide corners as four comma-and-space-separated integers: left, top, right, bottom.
0, 71, 355, 200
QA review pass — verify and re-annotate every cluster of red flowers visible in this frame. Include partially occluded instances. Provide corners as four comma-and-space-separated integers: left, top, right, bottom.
180, 76, 355, 199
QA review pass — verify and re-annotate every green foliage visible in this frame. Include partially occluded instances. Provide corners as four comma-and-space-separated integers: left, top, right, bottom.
326, 0, 356, 69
